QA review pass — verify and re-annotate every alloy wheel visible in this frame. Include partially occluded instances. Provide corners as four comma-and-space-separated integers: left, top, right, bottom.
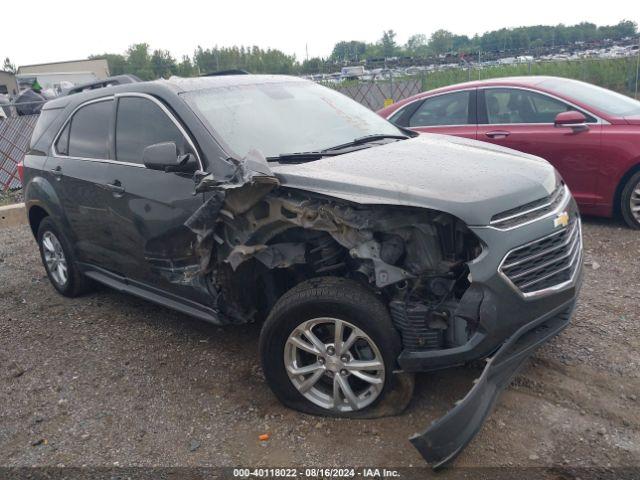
42, 231, 68, 287
284, 317, 385, 412
630, 180, 640, 223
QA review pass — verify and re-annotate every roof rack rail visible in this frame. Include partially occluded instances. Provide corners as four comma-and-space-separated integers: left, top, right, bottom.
66, 75, 142, 95
202, 69, 250, 76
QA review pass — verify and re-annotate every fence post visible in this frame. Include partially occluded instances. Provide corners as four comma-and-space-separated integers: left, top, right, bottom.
634, 37, 640, 100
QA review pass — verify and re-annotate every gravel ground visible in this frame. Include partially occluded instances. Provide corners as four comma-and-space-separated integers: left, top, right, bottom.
1, 217, 639, 471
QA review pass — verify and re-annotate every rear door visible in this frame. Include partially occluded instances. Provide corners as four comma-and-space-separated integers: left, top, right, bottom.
102, 93, 206, 302
476, 87, 602, 206
390, 89, 477, 140
48, 98, 117, 269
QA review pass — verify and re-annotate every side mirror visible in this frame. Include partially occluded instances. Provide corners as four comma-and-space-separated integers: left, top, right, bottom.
554, 111, 588, 131
142, 142, 197, 173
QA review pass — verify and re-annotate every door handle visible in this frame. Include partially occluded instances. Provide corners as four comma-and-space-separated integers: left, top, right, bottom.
104, 181, 125, 194
485, 130, 511, 139
50, 166, 63, 179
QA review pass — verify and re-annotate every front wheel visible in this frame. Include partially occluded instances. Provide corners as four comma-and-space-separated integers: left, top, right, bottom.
259, 277, 403, 417
620, 171, 640, 229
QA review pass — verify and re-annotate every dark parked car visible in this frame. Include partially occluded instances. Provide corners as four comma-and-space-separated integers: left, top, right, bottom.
20, 74, 583, 467
378, 76, 640, 228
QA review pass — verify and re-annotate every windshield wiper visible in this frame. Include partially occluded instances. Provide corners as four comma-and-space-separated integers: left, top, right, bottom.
266, 134, 410, 164
266, 152, 335, 163
322, 133, 409, 152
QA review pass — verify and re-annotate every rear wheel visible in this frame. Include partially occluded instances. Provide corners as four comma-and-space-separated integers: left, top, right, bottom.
259, 277, 402, 417
621, 171, 640, 229
37, 217, 93, 297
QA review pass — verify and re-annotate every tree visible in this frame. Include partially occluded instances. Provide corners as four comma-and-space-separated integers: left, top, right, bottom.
125, 43, 153, 80
380, 30, 398, 57
176, 55, 197, 77
2, 57, 16, 73
429, 30, 454, 55
405, 34, 429, 56
330, 41, 366, 62
151, 49, 177, 79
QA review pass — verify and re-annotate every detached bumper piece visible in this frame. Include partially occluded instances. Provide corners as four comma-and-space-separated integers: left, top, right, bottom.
410, 303, 574, 469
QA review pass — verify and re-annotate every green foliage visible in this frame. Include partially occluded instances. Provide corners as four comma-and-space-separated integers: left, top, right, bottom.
151, 49, 177, 79
380, 30, 399, 57
330, 41, 367, 62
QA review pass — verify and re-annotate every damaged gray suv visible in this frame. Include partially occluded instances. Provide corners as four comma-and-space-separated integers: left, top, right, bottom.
22, 74, 583, 467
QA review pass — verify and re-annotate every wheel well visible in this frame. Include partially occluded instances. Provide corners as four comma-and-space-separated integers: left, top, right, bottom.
613, 163, 640, 216
28, 206, 49, 237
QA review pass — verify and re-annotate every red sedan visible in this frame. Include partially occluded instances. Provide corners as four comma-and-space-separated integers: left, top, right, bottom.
378, 76, 640, 228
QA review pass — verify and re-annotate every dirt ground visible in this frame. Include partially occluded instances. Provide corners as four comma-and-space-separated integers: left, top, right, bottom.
1, 217, 639, 473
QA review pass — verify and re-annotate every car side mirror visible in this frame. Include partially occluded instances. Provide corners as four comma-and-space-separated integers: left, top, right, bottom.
554, 111, 588, 132
142, 142, 197, 173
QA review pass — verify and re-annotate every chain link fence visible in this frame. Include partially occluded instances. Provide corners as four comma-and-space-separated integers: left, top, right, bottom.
323, 79, 422, 111
0, 114, 39, 190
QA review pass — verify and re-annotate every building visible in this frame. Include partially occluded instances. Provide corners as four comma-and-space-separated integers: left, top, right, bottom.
17, 58, 110, 79
0, 70, 19, 96
16, 59, 110, 94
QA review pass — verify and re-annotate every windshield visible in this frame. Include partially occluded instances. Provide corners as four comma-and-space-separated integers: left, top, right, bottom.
540, 78, 640, 117
183, 80, 404, 158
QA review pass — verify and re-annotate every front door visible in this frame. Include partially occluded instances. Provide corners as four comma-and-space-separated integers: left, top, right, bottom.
102, 94, 206, 303
476, 88, 602, 206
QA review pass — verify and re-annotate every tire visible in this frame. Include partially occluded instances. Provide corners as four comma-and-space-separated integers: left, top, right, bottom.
37, 217, 93, 297
259, 277, 402, 418
620, 171, 640, 229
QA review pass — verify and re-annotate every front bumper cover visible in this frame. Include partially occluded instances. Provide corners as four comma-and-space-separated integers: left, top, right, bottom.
406, 195, 583, 468
410, 298, 576, 469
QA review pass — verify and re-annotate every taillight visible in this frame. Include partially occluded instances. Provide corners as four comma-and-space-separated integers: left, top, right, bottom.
17, 161, 24, 183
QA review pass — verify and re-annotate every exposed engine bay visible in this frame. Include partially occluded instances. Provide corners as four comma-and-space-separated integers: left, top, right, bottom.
186, 164, 483, 354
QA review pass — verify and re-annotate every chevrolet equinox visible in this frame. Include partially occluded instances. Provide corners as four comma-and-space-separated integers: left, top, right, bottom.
21, 74, 583, 467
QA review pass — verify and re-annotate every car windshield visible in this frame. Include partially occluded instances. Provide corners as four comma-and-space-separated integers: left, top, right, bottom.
540, 78, 640, 117
182, 80, 404, 159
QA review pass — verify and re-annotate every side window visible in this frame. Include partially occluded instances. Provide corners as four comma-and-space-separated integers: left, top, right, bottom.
67, 100, 113, 159
55, 123, 70, 156
409, 91, 471, 127
484, 89, 596, 124
115, 96, 188, 164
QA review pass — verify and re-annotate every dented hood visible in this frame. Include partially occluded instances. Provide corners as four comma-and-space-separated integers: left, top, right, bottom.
269, 134, 557, 226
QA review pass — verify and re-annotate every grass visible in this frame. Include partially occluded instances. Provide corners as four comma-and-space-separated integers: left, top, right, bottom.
419, 57, 640, 97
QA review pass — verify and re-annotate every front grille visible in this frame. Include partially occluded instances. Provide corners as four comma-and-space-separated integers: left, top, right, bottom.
499, 218, 582, 295
491, 184, 567, 229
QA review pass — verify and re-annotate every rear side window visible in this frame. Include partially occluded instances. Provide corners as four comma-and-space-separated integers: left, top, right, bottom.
409, 91, 471, 127
30, 108, 62, 150
67, 100, 113, 159
115, 96, 188, 164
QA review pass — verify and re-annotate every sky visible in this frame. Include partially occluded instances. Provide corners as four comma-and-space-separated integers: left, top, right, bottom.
4, 0, 639, 67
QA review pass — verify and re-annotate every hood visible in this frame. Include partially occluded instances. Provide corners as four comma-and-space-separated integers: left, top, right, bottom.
270, 134, 557, 226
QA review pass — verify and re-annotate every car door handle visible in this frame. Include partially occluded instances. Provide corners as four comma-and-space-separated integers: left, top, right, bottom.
104, 181, 125, 194
485, 130, 511, 139
50, 166, 63, 178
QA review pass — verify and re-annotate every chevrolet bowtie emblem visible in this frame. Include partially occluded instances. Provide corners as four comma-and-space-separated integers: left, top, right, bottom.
554, 211, 570, 228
